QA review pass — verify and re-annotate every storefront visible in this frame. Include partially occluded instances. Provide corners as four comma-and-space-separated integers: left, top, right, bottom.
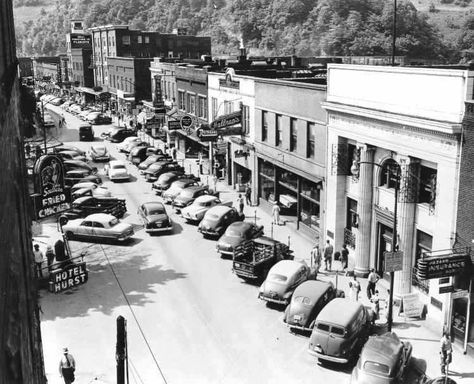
257, 157, 322, 235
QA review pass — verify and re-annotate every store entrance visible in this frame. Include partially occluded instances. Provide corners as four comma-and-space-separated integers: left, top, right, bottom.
234, 163, 251, 191
377, 223, 393, 279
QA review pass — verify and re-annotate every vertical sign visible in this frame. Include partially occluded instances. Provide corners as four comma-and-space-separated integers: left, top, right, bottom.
153, 75, 164, 109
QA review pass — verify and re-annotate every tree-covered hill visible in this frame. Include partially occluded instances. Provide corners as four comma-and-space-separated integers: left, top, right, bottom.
12, 0, 474, 62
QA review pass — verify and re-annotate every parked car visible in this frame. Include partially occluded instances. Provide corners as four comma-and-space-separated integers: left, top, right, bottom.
258, 260, 312, 306
105, 160, 130, 182
56, 150, 86, 162
64, 169, 94, 187
162, 178, 200, 201
308, 298, 374, 364
49, 97, 65, 106
61, 100, 73, 109
144, 162, 184, 183
420, 377, 457, 384
102, 127, 135, 143
131, 148, 166, 166
69, 104, 85, 115
63, 160, 97, 174
216, 221, 264, 257
86, 112, 112, 125
181, 195, 226, 223
79, 123, 94, 141
63, 196, 126, 220
350, 332, 412, 384
137, 153, 170, 170
172, 185, 212, 212
89, 143, 110, 162
117, 136, 141, 153
137, 202, 173, 234
284, 280, 344, 331
53, 145, 86, 156
61, 213, 134, 242
76, 174, 103, 185
198, 205, 244, 238
70, 182, 111, 200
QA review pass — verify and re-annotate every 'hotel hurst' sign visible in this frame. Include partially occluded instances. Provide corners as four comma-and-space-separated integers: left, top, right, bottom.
49, 262, 88, 293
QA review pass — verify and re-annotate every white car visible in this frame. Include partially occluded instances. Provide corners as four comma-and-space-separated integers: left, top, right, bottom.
117, 136, 140, 153
61, 213, 134, 242
70, 182, 112, 199
43, 113, 55, 128
181, 195, 226, 223
106, 160, 130, 182
89, 143, 110, 162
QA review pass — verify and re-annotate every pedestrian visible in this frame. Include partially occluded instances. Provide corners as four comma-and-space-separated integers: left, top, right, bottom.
272, 202, 281, 225
237, 194, 244, 216
25, 143, 31, 158
172, 147, 177, 161
33, 244, 44, 278
311, 244, 322, 272
440, 331, 453, 375
367, 268, 380, 300
323, 240, 333, 271
245, 184, 252, 206
213, 174, 218, 191
371, 290, 380, 320
58, 347, 76, 384
348, 275, 361, 301
45, 244, 56, 273
341, 244, 349, 271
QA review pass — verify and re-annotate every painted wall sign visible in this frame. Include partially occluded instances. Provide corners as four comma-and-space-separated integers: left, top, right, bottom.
210, 111, 242, 130
31, 155, 71, 219
416, 254, 471, 280
70, 34, 92, 49
49, 262, 88, 293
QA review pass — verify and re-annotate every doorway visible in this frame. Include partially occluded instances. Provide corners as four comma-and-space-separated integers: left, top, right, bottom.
377, 223, 393, 279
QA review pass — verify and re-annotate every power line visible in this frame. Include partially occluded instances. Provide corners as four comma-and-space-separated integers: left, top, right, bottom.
129, 357, 145, 384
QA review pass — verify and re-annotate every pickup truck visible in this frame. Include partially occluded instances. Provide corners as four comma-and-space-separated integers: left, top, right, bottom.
61, 196, 127, 220
232, 236, 294, 281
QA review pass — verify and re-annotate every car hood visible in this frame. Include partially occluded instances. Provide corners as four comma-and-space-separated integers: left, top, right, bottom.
182, 205, 207, 216
350, 368, 393, 384
217, 235, 242, 249
145, 213, 169, 223
261, 281, 287, 296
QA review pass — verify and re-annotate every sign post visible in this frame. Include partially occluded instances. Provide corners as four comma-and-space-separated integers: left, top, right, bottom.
384, 251, 403, 272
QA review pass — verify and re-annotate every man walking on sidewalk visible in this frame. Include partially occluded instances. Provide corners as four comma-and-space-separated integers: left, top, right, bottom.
33, 244, 44, 278
367, 268, 380, 300
311, 244, 321, 273
59, 347, 76, 384
323, 240, 333, 271
440, 331, 453, 375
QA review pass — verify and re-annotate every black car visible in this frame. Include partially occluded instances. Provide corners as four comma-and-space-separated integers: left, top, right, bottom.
64, 169, 94, 187
86, 112, 112, 125
79, 124, 94, 141
216, 221, 264, 257
152, 171, 186, 195
130, 148, 167, 166
143, 162, 184, 182
172, 185, 211, 211
103, 127, 136, 143
63, 160, 97, 174
137, 201, 173, 234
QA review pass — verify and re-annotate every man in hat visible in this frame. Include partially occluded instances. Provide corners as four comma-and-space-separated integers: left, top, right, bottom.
59, 347, 76, 384
33, 244, 44, 278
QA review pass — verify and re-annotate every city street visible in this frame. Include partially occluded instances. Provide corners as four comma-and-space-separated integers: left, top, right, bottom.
39, 107, 353, 384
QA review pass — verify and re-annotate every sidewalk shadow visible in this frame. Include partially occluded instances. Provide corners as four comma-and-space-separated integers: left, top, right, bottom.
392, 321, 422, 330
448, 370, 474, 379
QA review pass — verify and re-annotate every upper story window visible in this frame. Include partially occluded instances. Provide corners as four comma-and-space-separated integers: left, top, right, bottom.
137, 35, 142, 44
379, 159, 400, 190
178, 90, 186, 111
224, 100, 232, 114
242, 105, 250, 135
262, 111, 268, 142
306, 122, 315, 158
418, 165, 437, 205
187, 93, 196, 115
198, 96, 207, 119
275, 114, 282, 146
122, 35, 131, 45
144, 36, 150, 44
211, 97, 218, 119
290, 118, 297, 152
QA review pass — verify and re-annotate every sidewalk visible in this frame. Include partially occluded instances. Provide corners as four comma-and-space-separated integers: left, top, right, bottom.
181, 156, 474, 383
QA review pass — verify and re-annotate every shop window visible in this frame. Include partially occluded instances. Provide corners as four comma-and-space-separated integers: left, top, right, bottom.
259, 160, 276, 201
306, 122, 315, 158
276, 114, 282, 146
278, 169, 297, 190
122, 35, 131, 45
379, 159, 400, 190
262, 111, 268, 142
187, 93, 196, 115
198, 96, 207, 119
259, 159, 275, 177
412, 230, 432, 293
301, 179, 321, 202
211, 97, 218, 119
178, 90, 186, 111
301, 196, 320, 229
418, 165, 437, 205
290, 118, 297, 152
242, 105, 250, 135
346, 198, 358, 229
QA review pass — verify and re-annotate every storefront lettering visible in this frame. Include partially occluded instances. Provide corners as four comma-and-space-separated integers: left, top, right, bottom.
49, 262, 88, 293
416, 255, 471, 279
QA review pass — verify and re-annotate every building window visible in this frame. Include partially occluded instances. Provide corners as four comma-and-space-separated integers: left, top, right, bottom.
211, 97, 218, 118
112, 36, 115, 46
137, 35, 142, 44
290, 118, 297, 152
275, 114, 282, 146
198, 96, 207, 119
242, 104, 250, 135
346, 198, 358, 230
144, 36, 150, 44
418, 165, 437, 205
262, 111, 268, 142
413, 230, 432, 294
300, 179, 321, 229
259, 159, 275, 202
187, 93, 196, 115
122, 35, 131, 45
379, 159, 400, 190
224, 100, 232, 114
306, 122, 315, 158
178, 90, 186, 111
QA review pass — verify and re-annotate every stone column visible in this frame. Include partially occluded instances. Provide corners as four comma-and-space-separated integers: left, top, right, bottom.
394, 155, 419, 296
354, 144, 375, 277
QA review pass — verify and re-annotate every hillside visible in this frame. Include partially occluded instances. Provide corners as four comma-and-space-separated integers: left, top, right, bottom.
12, 0, 474, 62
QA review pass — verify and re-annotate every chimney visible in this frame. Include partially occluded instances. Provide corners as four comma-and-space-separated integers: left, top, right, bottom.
238, 38, 247, 63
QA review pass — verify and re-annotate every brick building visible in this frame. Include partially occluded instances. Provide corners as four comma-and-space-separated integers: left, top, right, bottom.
66, 20, 94, 88
0, 0, 46, 382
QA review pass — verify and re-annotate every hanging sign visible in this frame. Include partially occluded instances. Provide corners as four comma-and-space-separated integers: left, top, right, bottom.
49, 262, 88, 293
416, 254, 471, 280
210, 110, 242, 130
168, 120, 181, 130
197, 128, 218, 142
180, 115, 193, 129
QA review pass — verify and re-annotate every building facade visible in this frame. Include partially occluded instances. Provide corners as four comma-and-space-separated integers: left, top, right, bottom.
66, 20, 94, 88
324, 64, 473, 339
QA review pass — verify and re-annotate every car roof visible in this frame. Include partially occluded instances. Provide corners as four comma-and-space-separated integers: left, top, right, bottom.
195, 195, 218, 203
360, 332, 403, 371
293, 280, 334, 299
84, 213, 115, 221
109, 160, 126, 166
316, 298, 363, 326
143, 201, 165, 210
227, 221, 253, 231
171, 178, 195, 187
269, 260, 305, 276
182, 185, 206, 192
207, 205, 233, 215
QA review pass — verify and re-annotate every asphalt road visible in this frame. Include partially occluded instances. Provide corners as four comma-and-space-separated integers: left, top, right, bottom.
39, 105, 354, 384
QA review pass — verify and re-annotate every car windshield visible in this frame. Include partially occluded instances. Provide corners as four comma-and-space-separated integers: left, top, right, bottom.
112, 164, 126, 170
109, 218, 119, 226
225, 229, 243, 237
180, 190, 195, 198
293, 296, 312, 306
268, 273, 287, 283
363, 361, 390, 376
196, 200, 210, 207
147, 206, 165, 215
331, 326, 345, 336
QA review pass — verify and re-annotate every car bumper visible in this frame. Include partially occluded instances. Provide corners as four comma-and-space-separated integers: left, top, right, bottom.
217, 248, 233, 256
145, 175, 157, 182
117, 232, 134, 241
258, 293, 288, 305
285, 322, 312, 332
232, 269, 258, 279
110, 175, 130, 181
145, 225, 173, 233
182, 213, 199, 222
307, 348, 349, 364
198, 229, 219, 237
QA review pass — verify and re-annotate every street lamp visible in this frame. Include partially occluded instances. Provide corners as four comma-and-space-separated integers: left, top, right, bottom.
351, 159, 400, 332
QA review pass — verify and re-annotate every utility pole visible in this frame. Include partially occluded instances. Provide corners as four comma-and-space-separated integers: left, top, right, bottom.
116, 316, 128, 384
41, 100, 47, 153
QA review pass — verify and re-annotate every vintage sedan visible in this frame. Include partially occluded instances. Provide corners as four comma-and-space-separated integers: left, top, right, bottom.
172, 185, 211, 212
258, 260, 312, 306
103, 127, 135, 143
105, 160, 130, 182
162, 178, 199, 201
70, 182, 111, 200
89, 143, 110, 162
63, 160, 97, 175
198, 205, 244, 238
61, 213, 134, 242
56, 150, 87, 162
54, 145, 86, 157
152, 172, 183, 195
64, 169, 94, 187
144, 162, 185, 183
138, 153, 169, 170
181, 195, 225, 223
216, 221, 264, 257
130, 147, 164, 166
351, 332, 412, 384
116, 136, 140, 152
137, 201, 173, 234
284, 280, 344, 331
86, 112, 112, 125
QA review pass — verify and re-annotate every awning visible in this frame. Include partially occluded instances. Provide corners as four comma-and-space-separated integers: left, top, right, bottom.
75, 86, 109, 96
176, 129, 209, 147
